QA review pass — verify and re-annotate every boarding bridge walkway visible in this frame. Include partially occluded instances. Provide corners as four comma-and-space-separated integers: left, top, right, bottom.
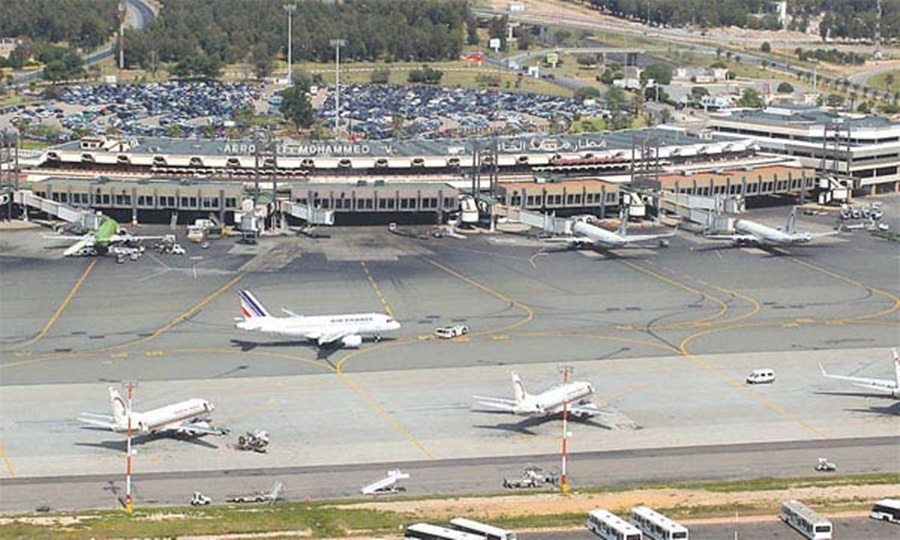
657, 192, 745, 229
279, 200, 335, 226
12, 190, 103, 229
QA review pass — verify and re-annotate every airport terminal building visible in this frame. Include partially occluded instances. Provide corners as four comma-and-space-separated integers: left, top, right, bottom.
16, 127, 818, 225
707, 106, 900, 198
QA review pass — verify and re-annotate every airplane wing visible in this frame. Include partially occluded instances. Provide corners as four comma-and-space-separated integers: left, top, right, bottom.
819, 364, 896, 393
109, 233, 169, 242
64, 238, 95, 256
77, 413, 117, 430
473, 395, 517, 412
703, 233, 758, 243
170, 420, 227, 436
315, 330, 350, 346
622, 229, 677, 244
568, 401, 609, 417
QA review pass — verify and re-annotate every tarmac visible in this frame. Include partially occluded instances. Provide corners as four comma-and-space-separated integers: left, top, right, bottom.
0, 198, 898, 515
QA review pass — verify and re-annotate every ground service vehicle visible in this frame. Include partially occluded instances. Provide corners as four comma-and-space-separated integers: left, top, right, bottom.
435, 325, 469, 339
449, 517, 517, 540
746, 368, 775, 384
630, 505, 689, 539
780, 500, 833, 540
814, 457, 836, 472
190, 492, 211, 506
587, 509, 642, 540
404, 523, 483, 540
870, 499, 900, 524
503, 467, 557, 489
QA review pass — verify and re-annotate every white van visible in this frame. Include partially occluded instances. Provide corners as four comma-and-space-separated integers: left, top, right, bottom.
746, 369, 775, 384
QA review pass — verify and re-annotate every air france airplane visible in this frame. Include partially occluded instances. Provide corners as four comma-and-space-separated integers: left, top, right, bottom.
235, 290, 401, 348
78, 387, 224, 436
705, 207, 839, 247
474, 371, 602, 418
819, 349, 900, 399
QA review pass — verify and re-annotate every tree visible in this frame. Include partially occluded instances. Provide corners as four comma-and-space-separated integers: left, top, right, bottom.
609, 112, 631, 130
760, 41, 771, 53
659, 108, 672, 124
576, 54, 598, 68
776, 82, 794, 94
825, 93, 844, 108
640, 63, 672, 86
605, 85, 626, 111
691, 86, 709, 100
465, 13, 479, 46
516, 25, 533, 51
574, 86, 601, 101
736, 88, 764, 108
370, 69, 390, 84
248, 43, 273, 80
885, 73, 895, 92
280, 83, 313, 128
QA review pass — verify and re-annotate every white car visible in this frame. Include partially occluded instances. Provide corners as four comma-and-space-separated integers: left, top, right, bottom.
435, 324, 469, 339
170, 244, 186, 255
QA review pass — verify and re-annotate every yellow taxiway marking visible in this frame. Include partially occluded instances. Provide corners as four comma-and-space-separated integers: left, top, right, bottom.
0, 445, 15, 478
621, 261, 730, 329
426, 259, 534, 336
360, 261, 395, 318
5, 259, 96, 351
125, 272, 246, 348
490, 334, 509, 340
679, 328, 825, 439
791, 258, 900, 320
334, 357, 435, 460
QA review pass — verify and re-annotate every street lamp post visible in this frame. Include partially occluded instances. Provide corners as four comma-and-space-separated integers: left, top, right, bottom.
284, 4, 297, 84
330, 39, 346, 138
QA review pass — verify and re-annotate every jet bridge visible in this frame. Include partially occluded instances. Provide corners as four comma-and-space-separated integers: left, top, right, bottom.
508, 207, 572, 235
13, 190, 102, 229
280, 200, 335, 226
657, 192, 744, 229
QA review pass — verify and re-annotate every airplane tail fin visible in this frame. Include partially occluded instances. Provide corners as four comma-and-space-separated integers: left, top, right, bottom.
109, 387, 129, 427
785, 207, 797, 234
511, 371, 529, 403
893, 348, 900, 388
239, 290, 272, 319
617, 207, 629, 236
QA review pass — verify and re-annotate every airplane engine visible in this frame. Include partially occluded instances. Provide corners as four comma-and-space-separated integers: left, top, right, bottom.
341, 334, 363, 348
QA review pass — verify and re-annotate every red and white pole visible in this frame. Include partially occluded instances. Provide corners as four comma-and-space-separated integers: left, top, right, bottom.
124, 382, 134, 513
560, 365, 570, 494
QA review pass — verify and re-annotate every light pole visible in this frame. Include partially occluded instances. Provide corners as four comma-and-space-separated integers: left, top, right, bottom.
330, 39, 346, 138
284, 4, 297, 85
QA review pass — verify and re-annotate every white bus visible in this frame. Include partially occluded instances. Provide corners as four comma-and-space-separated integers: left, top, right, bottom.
587, 508, 643, 540
405, 523, 484, 540
780, 500, 833, 540
630, 506, 689, 540
870, 498, 900, 524
450, 517, 517, 540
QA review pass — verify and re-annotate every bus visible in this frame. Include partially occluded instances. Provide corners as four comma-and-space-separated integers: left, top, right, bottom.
450, 517, 517, 540
630, 505, 689, 540
587, 509, 642, 540
780, 500, 833, 540
870, 498, 900, 524
405, 523, 484, 540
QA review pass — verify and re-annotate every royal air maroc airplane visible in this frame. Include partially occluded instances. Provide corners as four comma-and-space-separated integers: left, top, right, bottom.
704, 207, 840, 247
474, 371, 602, 418
566, 209, 676, 250
819, 349, 900, 399
78, 387, 226, 436
48, 215, 171, 257
235, 289, 401, 348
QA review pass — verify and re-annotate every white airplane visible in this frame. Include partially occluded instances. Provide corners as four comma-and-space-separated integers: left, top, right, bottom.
360, 469, 410, 495
819, 349, 900, 399
45, 216, 171, 257
235, 290, 401, 348
474, 371, 602, 418
567, 212, 676, 250
705, 207, 839, 247
78, 387, 225, 436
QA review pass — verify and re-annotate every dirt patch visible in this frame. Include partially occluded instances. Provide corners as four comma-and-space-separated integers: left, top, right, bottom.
339, 484, 898, 522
